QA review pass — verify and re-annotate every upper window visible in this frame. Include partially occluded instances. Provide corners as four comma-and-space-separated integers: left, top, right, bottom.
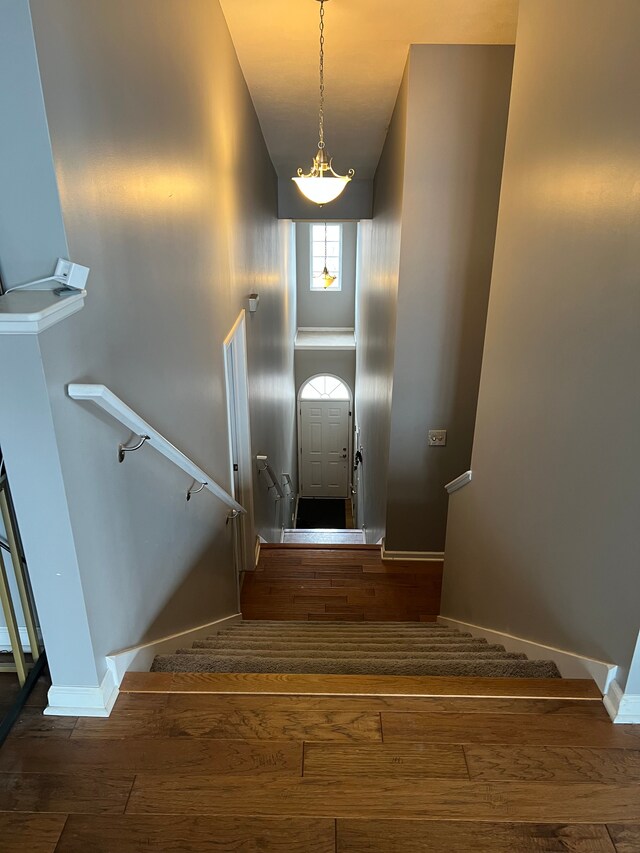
310, 223, 342, 291
300, 375, 350, 400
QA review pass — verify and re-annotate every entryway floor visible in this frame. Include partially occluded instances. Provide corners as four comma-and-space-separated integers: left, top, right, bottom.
296, 498, 348, 529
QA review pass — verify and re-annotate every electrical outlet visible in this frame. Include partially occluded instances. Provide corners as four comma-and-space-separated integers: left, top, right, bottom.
428, 429, 447, 446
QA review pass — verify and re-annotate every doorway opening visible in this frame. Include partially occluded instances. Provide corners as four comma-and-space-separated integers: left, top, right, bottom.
289, 374, 363, 544
298, 374, 352, 499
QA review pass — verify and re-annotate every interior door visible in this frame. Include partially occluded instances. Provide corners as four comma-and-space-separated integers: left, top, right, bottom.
300, 400, 350, 498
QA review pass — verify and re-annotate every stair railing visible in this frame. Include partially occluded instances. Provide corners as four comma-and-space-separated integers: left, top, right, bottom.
282, 473, 293, 495
0, 465, 41, 686
256, 455, 285, 500
68, 384, 245, 515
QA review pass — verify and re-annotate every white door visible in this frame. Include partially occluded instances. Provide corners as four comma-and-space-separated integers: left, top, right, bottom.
300, 400, 350, 497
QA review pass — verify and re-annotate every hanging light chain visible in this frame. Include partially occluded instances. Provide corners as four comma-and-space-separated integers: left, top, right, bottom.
318, 0, 325, 148
291, 0, 354, 200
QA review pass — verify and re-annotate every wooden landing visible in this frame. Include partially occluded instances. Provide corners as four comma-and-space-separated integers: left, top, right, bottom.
244, 545, 443, 621
121, 671, 602, 700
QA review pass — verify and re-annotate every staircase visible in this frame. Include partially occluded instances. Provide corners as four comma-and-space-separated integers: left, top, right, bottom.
152, 620, 561, 677
151, 545, 561, 679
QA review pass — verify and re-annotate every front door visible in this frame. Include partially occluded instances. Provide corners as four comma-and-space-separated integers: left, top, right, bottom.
299, 400, 350, 498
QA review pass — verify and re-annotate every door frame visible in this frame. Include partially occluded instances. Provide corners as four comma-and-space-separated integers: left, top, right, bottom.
223, 311, 255, 582
297, 374, 353, 499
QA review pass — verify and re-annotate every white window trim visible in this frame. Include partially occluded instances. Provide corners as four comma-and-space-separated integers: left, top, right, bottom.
310, 223, 343, 292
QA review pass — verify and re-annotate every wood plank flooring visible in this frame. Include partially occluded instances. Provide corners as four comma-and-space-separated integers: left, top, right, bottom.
2, 685, 638, 851
121, 670, 602, 699
1, 548, 632, 849
241, 547, 442, 621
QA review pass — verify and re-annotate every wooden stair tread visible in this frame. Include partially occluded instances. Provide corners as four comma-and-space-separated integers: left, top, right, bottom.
121, 671, 602, 700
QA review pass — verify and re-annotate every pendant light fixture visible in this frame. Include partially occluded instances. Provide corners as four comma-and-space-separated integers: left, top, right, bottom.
292, 0, 354, 206
315, 222, 337, 288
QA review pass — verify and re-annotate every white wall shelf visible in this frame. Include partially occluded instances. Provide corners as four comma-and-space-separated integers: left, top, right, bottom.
0, 289, 86, 334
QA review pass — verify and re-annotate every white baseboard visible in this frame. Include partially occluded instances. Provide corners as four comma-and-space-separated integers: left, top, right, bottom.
604, 680, 640, 724
105, 612, 242, 687
0, 626, 42, 652
44, 668, 118, 718
438, 615, 617, 695
381, 539, 444, 561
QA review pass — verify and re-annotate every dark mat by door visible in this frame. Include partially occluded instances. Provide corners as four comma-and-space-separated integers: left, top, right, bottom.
296, 498, 346, 529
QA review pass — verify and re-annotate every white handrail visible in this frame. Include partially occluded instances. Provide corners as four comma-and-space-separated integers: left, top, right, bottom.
67, 384, 245, 514
256, 455, 285, 499
445, 470, 472, 494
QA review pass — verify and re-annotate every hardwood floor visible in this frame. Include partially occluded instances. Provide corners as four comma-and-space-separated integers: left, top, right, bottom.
1, 548, 633, 850
1, 684, 638, 851
242, 546, 443, 621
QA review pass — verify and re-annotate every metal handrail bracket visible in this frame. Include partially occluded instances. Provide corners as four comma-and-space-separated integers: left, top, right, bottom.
68, 384, 245, 514
445, 470, 472, 494
256, 455, 285, 499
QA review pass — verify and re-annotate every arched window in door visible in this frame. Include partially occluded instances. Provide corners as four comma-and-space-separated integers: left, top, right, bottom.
300, 375, 350, 401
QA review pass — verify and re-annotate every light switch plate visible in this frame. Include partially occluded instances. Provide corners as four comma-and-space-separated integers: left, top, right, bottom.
428, 429, 447, 446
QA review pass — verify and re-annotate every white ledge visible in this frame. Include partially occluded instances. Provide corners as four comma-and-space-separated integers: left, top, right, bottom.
67, 383, 244, 514
445, 470, 472, 494
0, 289, 86, 334
295, 328, 356, 350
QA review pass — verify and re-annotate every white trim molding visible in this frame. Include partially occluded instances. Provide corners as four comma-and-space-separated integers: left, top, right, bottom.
0, 289, 86, 335
381, 540, 444, 562
604, 680, 640, 724
106, 612, 242, 687
0, 626, 42, 652
44, 668, 118, 718
438, 615, 617, 695
445, 470, 472, 494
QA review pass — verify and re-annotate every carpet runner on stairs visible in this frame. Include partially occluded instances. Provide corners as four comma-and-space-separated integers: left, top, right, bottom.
151, 621, 561, 678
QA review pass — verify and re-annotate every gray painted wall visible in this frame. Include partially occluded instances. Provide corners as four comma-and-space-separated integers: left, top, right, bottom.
295, 351, 356, 400
354, 66, 408, 545
296, 222, 357, 328
0, 0, 295, 689
385, 46, 513, 552
0, 0, 102, 691
442, 0, 640, 687
0, 0, 68, 286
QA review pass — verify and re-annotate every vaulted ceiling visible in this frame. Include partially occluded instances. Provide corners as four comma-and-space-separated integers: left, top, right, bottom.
219, 0, 518, 180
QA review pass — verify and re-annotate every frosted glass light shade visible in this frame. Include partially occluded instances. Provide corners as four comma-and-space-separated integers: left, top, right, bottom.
293, 175, 350, 205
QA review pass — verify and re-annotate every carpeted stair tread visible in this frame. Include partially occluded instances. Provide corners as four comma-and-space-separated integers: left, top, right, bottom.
215, 628, 468, 638
151, 620, 561, 679
195, 641, 503, 654
216, 629, 463, 637
230, 622, 458, 629
175, 647, 528, 661
151, 654, 561, 678
224, 622, 460, 629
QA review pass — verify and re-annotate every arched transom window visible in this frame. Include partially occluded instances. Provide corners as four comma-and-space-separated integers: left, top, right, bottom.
300, 375, 350, 401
